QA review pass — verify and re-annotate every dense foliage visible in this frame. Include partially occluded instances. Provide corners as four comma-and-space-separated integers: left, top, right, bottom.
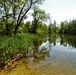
0, 0, 45, 35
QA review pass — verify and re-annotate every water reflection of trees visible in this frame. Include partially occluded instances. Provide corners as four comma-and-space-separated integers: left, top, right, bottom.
32, 34, 76, 63
32, 36, 50, 62
47, 34, 76, 48
44, 34, 76, 49
48, 34, 59, 46
31, 34, 61, 62
60, 35, 76, 48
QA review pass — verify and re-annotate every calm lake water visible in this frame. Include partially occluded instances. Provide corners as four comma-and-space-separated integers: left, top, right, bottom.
1, 34, 76, 75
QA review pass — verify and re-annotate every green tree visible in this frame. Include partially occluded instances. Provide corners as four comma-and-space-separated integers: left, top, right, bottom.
60, 22, 65, 34
52, 20, 57, 33
47, 13, 52, 34
37, 21, 48, 33
31, 6, 48, 33
48, 23, 52, 34
23, 21, 32, 33
0, 0, 45, 35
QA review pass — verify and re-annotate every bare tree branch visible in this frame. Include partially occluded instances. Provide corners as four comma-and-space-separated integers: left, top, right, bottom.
17, 4, 25, 25
18, 0, 32, 25
14, 0, 33, 34
32, 0, 38, 4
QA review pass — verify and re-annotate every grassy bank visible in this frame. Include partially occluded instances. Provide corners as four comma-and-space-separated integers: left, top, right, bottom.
0, 33, 43, 62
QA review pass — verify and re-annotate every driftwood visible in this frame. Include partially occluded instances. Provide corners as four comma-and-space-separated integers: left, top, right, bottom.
3, 52, 25, 70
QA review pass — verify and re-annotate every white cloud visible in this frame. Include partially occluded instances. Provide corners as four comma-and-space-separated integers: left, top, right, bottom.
52, 11, 76, 24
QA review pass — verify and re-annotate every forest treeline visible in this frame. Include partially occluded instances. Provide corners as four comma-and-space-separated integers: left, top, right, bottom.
0, 17, 76, 35
0, 0, 76, 35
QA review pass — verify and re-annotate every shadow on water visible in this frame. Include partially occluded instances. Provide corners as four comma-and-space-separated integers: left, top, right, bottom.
1, 34, 76, 74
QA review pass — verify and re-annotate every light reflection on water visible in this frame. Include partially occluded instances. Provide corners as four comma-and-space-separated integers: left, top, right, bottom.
38, 40, 52, 52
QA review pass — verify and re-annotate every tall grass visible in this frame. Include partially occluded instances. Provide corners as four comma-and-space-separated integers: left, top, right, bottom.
0, 33, 41, 61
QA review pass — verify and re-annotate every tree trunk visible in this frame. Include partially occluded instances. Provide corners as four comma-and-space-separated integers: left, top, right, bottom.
32, 18, 39, 33
6, 23, 9, 35
14, 1, 32, 35
14, 24, 19, 35
32, 21, 37, 33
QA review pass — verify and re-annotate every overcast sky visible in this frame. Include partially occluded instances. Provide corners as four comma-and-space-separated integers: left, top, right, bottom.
39, 0, 76, 24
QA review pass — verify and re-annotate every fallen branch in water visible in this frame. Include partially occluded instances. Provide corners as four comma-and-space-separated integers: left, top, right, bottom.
3, 52, 25, 71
